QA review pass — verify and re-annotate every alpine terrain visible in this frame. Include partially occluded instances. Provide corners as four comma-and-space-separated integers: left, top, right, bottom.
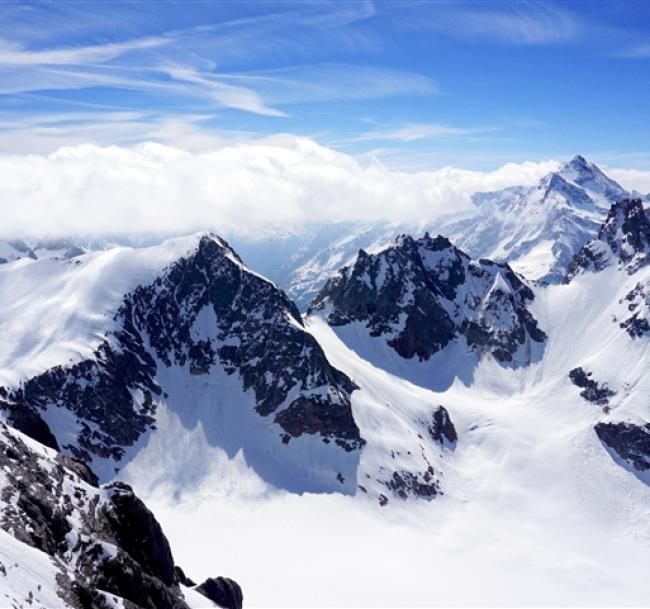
0, 161, 650, 607
231, 155, 631, 308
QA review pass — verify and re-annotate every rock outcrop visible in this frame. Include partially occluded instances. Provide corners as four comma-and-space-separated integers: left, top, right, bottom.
0, 420, 238, 609
595, 421, 650, 472
566, 198, 650, 279
195, 577, 244, 609
569, 367, 616, 406
310, 233, 546, 364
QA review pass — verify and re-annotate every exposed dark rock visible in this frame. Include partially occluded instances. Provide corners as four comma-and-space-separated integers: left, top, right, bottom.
195, 577, 243, 609
102, 481, 176, 587
569, 367, 616, 405
595, 421, 650, 471
0, 399, 59, 450
274, 396, 363, 451
0, 420, 242, 609
174, 566, 196, 588
384, 468, 439, 499
310, 232, 546, 364
428, 406, 457, 446
4, 327, 160, 463
566, 198, 650, 280
619, 281, 650, 338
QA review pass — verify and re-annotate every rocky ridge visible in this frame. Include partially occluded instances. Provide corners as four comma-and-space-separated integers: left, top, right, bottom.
566, 198, 650, 279
310, 233, 546, 364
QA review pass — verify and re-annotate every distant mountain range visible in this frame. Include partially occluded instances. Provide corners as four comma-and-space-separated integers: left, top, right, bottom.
231, 155, 640, 306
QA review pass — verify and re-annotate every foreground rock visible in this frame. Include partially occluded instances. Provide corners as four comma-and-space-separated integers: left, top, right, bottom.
195, 577, 244, 609
0, 420, 239, 609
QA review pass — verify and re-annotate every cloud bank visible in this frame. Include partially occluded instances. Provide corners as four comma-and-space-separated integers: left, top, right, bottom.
0, 136, 609, 240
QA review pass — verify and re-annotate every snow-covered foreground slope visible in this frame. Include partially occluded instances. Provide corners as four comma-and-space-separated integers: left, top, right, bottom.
126, 203, 650, 607
137, 266, 650, 606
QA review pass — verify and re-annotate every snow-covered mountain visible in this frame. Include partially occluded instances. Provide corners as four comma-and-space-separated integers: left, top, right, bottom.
310, 232, 546, 368
566, 197, 650, 279
0, 234, 364, 494
0, 238, 86, 263
3, 196, 650, 606
441, 155, 629, 282
232, 155, 628, 308
0, 239, 37, 264
232, 221, 417, 310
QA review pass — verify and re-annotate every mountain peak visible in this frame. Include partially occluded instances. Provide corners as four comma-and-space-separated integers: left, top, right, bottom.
310, 233, 545, 365
566, 154, 589, 170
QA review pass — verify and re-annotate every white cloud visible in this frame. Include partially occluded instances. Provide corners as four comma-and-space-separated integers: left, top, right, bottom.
161, 66, 286, 117
0, 113, 250, 154
606, 168, 650, 194
0, 137, 560, 239
0, 3, 435, 119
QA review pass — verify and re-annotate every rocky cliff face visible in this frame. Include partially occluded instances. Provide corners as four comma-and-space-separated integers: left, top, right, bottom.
0, 421, 236, 609
0, 235, 363, 490
566, 198, 650, 279
310, 233, 546, 364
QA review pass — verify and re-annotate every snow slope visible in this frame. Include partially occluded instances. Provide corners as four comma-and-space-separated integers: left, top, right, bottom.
137, 257, 650, 606
129, 203, 650, 607
3, 198, 650, 606
0, 235, 203, 386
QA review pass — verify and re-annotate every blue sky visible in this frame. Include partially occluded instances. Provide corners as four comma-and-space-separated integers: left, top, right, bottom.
0, 0, 649, 169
